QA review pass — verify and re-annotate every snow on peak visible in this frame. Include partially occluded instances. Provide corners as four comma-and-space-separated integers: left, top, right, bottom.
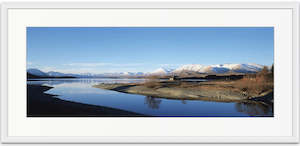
28, 63, 267, 78
151, 67, 174, 75
174, 64, 207, 73
157, 63, 265, 75
47, 71, 67, 77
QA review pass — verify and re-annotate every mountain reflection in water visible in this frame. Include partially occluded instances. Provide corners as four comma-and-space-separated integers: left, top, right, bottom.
27, 78, 273, 117
144, 96, 273, 116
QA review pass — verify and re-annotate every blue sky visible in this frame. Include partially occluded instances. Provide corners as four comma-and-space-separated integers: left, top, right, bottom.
27, 27, 274, 74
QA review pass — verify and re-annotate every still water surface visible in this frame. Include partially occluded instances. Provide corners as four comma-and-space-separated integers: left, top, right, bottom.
28, 78, 273, 117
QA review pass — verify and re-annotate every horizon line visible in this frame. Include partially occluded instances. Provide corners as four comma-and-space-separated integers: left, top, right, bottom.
27, 62, 273, 74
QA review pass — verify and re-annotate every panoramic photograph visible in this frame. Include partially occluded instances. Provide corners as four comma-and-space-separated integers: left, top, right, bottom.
27, 27, 274, 117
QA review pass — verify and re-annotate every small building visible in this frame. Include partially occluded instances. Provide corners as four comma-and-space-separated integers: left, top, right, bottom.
169, 75, 179, 81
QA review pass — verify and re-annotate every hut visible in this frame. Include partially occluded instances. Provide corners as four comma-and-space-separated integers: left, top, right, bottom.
169, 75, 179, 81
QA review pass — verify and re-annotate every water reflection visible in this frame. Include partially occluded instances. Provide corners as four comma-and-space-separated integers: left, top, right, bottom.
144, 96, 162, 109
235, 101, 273, 116
27, 78, 274, 117
143, 96, 273, 116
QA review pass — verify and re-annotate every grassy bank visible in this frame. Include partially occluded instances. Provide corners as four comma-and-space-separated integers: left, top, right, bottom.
94, 68, 273, 102
94, 80, 273, 101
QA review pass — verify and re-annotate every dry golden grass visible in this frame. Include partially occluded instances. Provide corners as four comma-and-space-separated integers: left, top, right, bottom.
145, 75, 161, 79
143, 80, 164, 89
233, 67, 273, 95
142, 66, 274, 97
178, 82, 194, 88
178, 82, 201, 88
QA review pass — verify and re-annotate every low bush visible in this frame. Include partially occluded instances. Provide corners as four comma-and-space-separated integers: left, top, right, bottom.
234, 66, 273, 96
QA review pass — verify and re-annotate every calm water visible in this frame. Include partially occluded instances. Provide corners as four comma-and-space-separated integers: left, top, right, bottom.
28, 78, 273, 117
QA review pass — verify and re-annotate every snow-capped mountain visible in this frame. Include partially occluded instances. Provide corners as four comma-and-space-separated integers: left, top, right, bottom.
119, 72, 141, 76
152, 63, 264, 75
47, 71, 71, 77
151, 67, 174, 75
174, 63, 264, 74
98, 72, 145, 77
27, 63, 266, 78
78, 73, 97, 77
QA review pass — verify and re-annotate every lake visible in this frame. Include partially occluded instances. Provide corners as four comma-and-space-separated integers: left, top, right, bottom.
27, 78, 273, 117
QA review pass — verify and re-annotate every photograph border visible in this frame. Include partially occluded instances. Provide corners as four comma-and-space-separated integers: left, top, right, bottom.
1, 1, 299, 144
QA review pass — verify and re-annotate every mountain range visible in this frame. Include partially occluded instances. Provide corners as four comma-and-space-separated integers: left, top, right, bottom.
150, 63, 264, 75
27, 63, 266, 78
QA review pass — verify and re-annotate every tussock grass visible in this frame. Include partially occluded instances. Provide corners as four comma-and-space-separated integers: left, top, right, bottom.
143, 80, 164, 89
142, 66, 274, 98
234, 67, 273, 96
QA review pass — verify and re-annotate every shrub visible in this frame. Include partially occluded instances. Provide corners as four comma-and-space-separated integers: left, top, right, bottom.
234, 66, 273, 96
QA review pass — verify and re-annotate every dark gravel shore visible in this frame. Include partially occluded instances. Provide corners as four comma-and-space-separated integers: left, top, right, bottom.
27, 84, 146, 117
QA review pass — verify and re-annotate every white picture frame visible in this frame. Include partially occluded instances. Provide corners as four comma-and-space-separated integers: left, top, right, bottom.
1, 1, 299, 144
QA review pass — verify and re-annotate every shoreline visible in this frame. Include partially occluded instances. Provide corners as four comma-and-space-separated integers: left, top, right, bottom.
27, 84, 147, 117
93, 81, 274, 102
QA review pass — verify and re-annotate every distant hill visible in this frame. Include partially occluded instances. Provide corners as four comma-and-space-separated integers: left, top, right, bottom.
27, 69, 76, 79
27, 69, 48, 77
27, 72, 76, 79
27, 63, 268, 78
27, 72, 44, 79
26, 68, 146, 78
